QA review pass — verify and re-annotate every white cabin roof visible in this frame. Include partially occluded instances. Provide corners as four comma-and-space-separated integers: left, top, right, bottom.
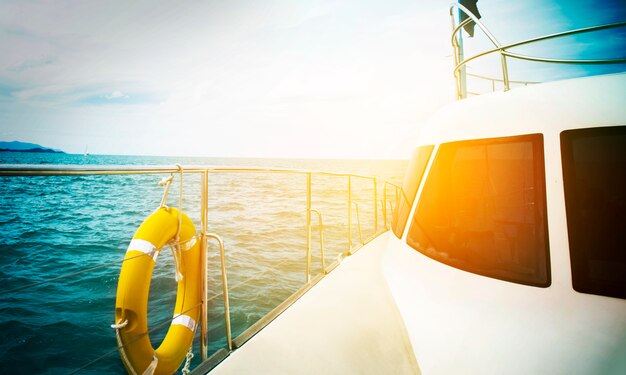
418, 72, 626, 147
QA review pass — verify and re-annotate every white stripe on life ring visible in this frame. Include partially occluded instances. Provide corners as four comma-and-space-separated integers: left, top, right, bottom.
171, 314, 196, 332
127, 239, 158, 262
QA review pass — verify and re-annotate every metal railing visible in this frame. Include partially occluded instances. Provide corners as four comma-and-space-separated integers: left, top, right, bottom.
308, 209, 326, 275
450, 3, 626, 99
0, 164, 402, 373
465, 72, 539, 95
351, 202, 364, 246
382, 181, 402, 229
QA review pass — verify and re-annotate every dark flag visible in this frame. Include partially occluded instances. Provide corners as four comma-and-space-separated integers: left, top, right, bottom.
459, 0, 482, 37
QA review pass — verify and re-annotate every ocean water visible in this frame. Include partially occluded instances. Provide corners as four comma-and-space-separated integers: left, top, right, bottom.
0, 152, 406, 374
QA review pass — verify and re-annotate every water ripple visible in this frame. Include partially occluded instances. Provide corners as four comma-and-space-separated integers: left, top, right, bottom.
0, 153, 406, 373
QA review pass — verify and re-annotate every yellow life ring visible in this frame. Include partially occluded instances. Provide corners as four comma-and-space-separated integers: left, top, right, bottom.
114, 207, 202, 375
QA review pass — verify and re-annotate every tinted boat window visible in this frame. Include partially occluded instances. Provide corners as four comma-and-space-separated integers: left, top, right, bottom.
561, 126, 626, 299
392, 146, 434, 238
407, 134, 550, 286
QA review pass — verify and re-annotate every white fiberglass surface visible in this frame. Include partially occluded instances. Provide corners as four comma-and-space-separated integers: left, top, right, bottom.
382, 75, 626, 373
383, 238, 626, 374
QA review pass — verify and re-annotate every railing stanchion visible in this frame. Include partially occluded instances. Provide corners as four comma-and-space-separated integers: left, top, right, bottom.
305, 173, 312, 283
207, 233, 232, 351
373, 178, 378, 234
353, 203, 363, 244
458, 15, 467, 98
347, 175, 352, 254
395, 187, 400, 215
310, 209, 326, 274
501, 53, 510, 91
450, 7, 462, 99
200, 170, 209, 360
383, 182, 388, 228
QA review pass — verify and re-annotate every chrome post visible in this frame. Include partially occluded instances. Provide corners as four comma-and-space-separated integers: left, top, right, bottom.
459, 36, 467, 98
353, 203, 363, 244
200, 170, 209, 360
450, 7, 462, 99
207, 233, 232, 351
310, 209, 326, 274
383, 182, 388, 228
373, 178, 378, 233
347, 175, 352, 254
457, 8, 467, 98
305, 173, 312, 283
501, 53, 510, 91
318, 212, 326, 273
395, 187, 401, 214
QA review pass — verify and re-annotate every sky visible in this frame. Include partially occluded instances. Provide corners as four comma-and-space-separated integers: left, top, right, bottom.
0, 0, 624, 159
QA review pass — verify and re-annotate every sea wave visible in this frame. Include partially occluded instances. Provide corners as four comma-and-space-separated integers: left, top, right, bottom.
0, 152, 406, 373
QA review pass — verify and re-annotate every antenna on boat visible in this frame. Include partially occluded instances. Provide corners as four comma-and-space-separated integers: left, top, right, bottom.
459, 0, 481, 37
458, 17, 467, 99
451, 0, 483, 99
452, 1, 482, 99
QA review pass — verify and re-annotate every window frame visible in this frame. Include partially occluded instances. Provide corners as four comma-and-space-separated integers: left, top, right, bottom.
561, 125, 626, 299
391, 145, 434, 239
406, 134, 551, 287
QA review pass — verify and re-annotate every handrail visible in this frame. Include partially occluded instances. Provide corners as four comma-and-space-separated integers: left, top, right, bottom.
347, 175, 353, 253
380, 200, 386, 228
450, 4, 502, 51
382, 183, 388, 228
0, 164, 381, 180
306, 173, 313, 283
352, 202, 364, 245
382, 181, 403, 229
0, 164, 402, 374
206, 233, 232, 351
309, 209, 326, 274
449, 3, 626, 98
502, 50, 626, 64
450, 2, 509, 94
372, 177, 378, 234
498, 21, 626, 57
467, 72, 538, 85
466, 72, 538, 92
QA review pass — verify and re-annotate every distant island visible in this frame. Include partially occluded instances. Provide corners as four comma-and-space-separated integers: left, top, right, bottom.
0, 141, 65, 154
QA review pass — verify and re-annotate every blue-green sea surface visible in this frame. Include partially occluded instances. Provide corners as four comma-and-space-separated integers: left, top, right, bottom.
0, 152, 406, 374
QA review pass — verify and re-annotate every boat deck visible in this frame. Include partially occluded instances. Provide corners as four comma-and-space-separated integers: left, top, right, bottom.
209, 232, 420, 374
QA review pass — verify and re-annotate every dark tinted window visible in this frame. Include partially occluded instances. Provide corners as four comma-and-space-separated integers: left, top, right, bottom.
407, 134, 550, 286
392, 146, 434, 238
561, 126, 626, 299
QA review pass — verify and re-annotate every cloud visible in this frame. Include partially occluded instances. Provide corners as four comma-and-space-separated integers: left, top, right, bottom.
12, 84, 74, 101
78, 91, 162, 106
8, 56, 55, 72
105, 90, 127, 99
0, 0, 454, 158
7, 83, 161, 108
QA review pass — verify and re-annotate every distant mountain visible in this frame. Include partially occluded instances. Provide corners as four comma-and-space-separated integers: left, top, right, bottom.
0, 141, 64, 153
